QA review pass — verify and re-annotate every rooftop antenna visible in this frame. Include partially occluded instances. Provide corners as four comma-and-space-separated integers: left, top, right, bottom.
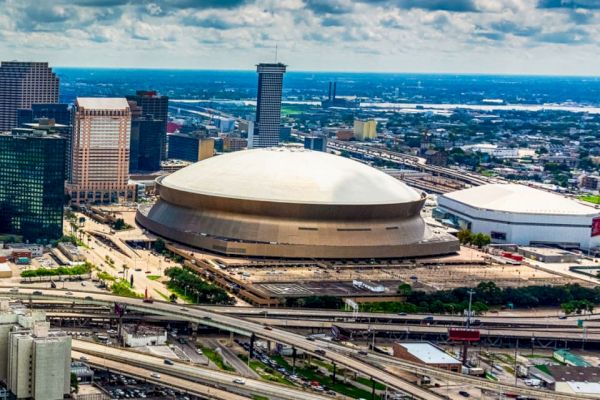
275, 43, 278, 63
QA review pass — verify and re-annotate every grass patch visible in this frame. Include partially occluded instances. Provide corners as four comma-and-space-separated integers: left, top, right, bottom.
580, 195, 600, 205
534, 364, 551, 375
238, 354, 293, 386
21, 262, 93, 278
111, 280, 141, 298
165, 284, 193, 303
270, 355, 384, 397
485, 372, 498, 381
356, 376, 386, 391
253, 396, 269, 400
147, 275, 161, 281
153, 289, 170, 301
296, 364, 379, 399
202, 347, 235, 372
97, 271, 116, 281
281, 105, 308, 116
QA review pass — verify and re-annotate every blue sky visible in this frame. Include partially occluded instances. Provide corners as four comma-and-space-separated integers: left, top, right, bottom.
1, 0, 599, 74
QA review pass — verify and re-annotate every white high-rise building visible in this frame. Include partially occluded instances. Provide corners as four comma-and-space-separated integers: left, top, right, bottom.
0, 299, 71, 400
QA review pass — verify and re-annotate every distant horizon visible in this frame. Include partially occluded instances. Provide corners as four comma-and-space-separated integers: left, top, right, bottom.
53, 66, 600, 79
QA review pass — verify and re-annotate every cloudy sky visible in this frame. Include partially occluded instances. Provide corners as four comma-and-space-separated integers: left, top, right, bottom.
1, 0, 599, 75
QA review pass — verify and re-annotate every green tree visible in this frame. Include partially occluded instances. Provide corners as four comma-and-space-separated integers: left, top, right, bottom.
154, 238, 166, 253
71, 373, 79, 393
397, 283, 412, 296
472, 233, 491, 248
457, 229, 472, 245
113, 218, 126, 230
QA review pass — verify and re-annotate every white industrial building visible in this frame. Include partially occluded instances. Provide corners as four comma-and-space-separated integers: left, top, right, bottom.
122, 325, 167, 347
437, 184, 600, 250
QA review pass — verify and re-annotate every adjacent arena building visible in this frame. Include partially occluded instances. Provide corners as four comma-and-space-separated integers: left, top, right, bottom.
437, 184, 600, 250
136, 147, 458, 259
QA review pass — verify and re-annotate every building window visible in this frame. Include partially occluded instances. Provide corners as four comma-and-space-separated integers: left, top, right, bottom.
491, 231, 507, 241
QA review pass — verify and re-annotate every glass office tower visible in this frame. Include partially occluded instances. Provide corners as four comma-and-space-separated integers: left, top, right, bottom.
0, 130, 65, 243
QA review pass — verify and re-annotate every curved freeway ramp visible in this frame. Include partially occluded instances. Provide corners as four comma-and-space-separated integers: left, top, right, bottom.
4, 288, 586, 400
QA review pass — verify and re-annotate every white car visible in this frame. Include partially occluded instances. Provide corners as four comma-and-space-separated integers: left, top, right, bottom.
233, 378, 245, 385
150, 373, 161, 379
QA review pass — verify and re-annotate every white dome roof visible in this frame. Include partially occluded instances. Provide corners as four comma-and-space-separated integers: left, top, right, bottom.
161, 147, 422, 205
442, 183, 599, 216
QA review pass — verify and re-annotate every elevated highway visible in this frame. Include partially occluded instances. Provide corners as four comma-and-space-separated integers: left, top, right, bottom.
327, 140, 496, 187
72, 350, 248, 400
3, 288, 590, 400
5, 288, 441, 400
73, 340, 333, 400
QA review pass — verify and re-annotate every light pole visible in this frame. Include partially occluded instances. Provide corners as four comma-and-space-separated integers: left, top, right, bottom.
466, 289, 475, 328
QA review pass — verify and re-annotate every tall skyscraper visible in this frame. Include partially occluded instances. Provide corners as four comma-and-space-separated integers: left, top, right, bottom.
128, 100, 163, 172
126, 90, 168, 160
0, 127, 65, 243
67, 98, 135, 204
0, 62, 59, 131
250, 63, 286, 148
0, 302, 71, 400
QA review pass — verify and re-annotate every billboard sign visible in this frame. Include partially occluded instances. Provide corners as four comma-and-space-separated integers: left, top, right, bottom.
448, 328, 480, 342
592, 217, 600, 237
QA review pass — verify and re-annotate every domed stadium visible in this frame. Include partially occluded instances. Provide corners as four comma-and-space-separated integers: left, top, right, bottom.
136, 147, 458, 259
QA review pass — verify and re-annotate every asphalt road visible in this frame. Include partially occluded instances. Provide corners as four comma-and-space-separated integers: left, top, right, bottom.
73, 341, 331, 400
4, 287, 441, 400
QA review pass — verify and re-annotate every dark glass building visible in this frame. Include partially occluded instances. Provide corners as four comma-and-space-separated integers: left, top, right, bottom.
0, 129, 65, 243
126, 91, 168, 161
304, 135, 328, 152
16, 104, 73, 179
130, 117, 164, 172
251, 63, 286, 148
167, 133, 200, 162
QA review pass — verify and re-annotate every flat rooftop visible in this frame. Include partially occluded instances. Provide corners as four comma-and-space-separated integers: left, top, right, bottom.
398, 342, 461, 365
76, 97, 129, 110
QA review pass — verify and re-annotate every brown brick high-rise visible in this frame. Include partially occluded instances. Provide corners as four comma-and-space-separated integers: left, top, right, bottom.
0, 62, 59, 131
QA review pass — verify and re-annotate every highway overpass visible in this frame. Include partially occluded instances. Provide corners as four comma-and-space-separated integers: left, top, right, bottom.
2, 288, 590, 400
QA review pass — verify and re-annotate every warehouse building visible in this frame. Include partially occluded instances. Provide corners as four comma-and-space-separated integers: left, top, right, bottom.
392, 342, 461, 372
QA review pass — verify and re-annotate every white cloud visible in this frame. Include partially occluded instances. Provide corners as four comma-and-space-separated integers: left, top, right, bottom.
0, 0, 596, 74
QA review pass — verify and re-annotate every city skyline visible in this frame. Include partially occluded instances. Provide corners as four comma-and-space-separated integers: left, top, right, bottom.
0, 1, 598, 76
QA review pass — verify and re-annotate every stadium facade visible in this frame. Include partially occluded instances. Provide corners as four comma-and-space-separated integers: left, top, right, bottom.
137, 148, 458, 259
437, 184, 600, 250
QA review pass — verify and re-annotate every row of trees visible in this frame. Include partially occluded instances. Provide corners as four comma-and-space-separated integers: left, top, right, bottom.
457, 229, 491, 247
165, 267, 234, 305
285, 296, 343, 309
361, 282, 600, 315
21, 262, 93, 278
